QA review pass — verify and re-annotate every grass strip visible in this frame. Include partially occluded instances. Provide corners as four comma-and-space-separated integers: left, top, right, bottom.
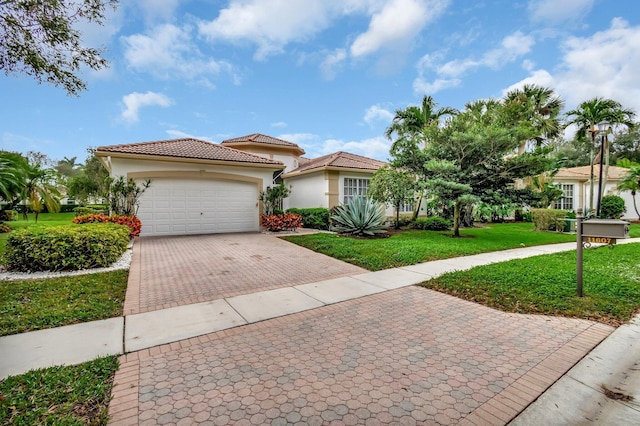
419, 242, 640, 326
283, 223, 578, 271
0, 270, 128, 336
0, 356, 119, 426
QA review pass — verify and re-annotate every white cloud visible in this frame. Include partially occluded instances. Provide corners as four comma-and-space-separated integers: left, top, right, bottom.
136, 0, 181, 24
350, 0, 449, 58
121, 92, 173, 123
502, 69, 556, 96
413, 31, 534, 94
121, 24, 235, 82
320, 48, 347, 80
198, 0, 339, 61
364, 105, 394, 125
528, 0, 594, 24
321, 136, 391, 161
271, 122, 287, 128
507, 18, 640, 116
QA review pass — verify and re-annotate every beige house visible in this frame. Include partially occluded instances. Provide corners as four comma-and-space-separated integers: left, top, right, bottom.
96, 134, 389, 236
552, 165, 636, 219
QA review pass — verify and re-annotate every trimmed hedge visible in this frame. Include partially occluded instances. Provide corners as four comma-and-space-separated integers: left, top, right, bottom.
4, 224, 130, 272
72, 214, 142, 238
600, 195, 626, 219
286, 208, 330, 230
531, 208, 567, 232
411, 217, 451, 231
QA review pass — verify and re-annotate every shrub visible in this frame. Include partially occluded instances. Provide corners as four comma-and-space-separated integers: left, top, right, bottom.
0, 210, 17, 221
600, 195, 626, 219
261, 213, 303, 232
0, 223, 11, 233
4, 224, 129, 272
59, 204, 79, 213
331, 196, 386, 236
286, 208, 330, 230
72, 214, 142, 238
411, 217, 451, 231
73, 206, 99, 216
531, 208, 567, 232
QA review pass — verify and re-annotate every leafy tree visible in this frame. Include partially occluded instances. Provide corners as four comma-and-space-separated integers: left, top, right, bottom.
55, 156, 80, 179
259, 183, 290, 215
565, 97, 636, 211
368, 166, 416, 229
503, 84, 564, 155
611, 125, 640, 165
617, 164, 640, 219
108, 176, 150, 216
67, 149, 110, 204
1, 0, 118, 96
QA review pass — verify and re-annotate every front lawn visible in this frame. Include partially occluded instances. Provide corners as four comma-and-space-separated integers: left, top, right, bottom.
420, 243, 640, 326
0, 270, 128, 336
283, 222, 578, 271
0, 356, 118, 425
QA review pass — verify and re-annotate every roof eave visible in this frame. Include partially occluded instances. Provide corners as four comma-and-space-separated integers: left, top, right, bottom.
221, 141, 306, 156
283, 165, 380, 178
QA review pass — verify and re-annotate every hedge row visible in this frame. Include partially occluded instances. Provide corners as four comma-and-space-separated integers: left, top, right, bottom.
4, 224, 130, 272
285, 208, 330, 230
72, 214, 142, 238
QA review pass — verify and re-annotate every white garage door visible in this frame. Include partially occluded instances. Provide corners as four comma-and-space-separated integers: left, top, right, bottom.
136, 178, 259, 236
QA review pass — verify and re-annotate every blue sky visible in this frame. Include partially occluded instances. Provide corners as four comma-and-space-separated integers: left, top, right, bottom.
2, 0, 640, 164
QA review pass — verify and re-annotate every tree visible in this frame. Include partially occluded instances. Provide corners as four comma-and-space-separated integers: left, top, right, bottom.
108, 176, 150, 216
421, 100, 554, 237
1, 0, 118, 96
22, 159, 61, 222
368, 166, 416, 229
503, 84, 564, 155
0, 151, 28, 203
617, 164, 640, 219
67, 149, 110, 204
565, 97, 636, 212
611, 125, 640, 165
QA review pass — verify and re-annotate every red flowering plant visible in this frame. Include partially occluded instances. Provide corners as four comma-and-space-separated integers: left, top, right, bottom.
72, 213, 143, 238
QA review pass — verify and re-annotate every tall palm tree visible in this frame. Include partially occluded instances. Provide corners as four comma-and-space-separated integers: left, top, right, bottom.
385, 95, 458, 148
566, 97, 636, 212
23, 163, 61, 222
503, 84, 564, 155
618, 165, 640, 219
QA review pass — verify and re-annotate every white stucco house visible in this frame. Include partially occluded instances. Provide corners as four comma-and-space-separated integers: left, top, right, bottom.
552, 165, 637, 220
96, 134, 390, 236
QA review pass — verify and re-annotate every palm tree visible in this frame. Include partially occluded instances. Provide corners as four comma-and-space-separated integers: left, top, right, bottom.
618, 165, 640, 219
565, 97, 636, 212
503, 84, 564, 155
22, 163, 61, 222
0, 151, 28, 203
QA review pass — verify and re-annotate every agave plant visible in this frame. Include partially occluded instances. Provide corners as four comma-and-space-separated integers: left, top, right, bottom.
331, 196, 387, 236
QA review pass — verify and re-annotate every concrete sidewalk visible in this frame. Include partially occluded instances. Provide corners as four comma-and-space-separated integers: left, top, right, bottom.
0, 241, 583, 379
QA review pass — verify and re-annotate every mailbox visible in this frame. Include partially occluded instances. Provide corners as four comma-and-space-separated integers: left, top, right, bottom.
581, 219, 630, 239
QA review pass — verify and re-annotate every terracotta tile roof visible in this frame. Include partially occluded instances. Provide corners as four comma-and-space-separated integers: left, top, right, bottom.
287, 151, 387, 174
221, 133, 301, 149
96, 138, 283, 166
555, 165, 629, 180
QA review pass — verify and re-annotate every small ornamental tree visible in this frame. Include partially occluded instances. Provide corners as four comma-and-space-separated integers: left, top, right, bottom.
259, 183, 290, 215
368, 166, 416, 229
108, 176, 150, 216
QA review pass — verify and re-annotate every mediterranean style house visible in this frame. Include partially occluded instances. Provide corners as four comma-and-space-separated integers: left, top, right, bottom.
96, 134, 390, 236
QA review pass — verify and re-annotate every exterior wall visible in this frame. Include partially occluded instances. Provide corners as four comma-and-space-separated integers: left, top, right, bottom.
283, 173, 328, 209
338, 171, 394, 216
555, 177, 636, 220
234, 148, 300, 174
108, 157, 278, 193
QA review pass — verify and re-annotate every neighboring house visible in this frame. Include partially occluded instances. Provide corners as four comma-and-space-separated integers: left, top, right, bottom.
552, 165, 635, 219
96, 134, 389, 236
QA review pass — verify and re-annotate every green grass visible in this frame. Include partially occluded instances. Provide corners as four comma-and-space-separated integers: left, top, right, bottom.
0, 212, 76, 256
0, 270, 128, 336
420, 243, 640, 326
0, 356, 118, 425
283, 222, 580, 271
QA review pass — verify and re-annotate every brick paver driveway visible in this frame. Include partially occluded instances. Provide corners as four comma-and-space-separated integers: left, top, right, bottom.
123, 232, 367, 315
110, 287, 611, 425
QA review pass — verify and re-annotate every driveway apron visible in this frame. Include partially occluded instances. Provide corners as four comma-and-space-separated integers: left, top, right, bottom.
123, 233, 367, 315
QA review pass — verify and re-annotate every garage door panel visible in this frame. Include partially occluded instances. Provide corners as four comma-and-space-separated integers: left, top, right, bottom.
137, 177, 259, 236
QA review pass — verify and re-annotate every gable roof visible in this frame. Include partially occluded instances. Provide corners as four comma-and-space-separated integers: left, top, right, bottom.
221, 133, 305, 155
555, 165, 630, 181
285, 151, 387, 177
96, 138, 284, 167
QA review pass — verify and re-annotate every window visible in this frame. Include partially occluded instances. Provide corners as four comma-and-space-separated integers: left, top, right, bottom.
398, 201, 414, 213
343, 178, 369, 204
554, 184, 574, 210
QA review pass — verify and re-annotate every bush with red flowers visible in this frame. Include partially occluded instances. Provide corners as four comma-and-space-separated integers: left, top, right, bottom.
73, 213, 143, 238
260, 213, 303, 232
